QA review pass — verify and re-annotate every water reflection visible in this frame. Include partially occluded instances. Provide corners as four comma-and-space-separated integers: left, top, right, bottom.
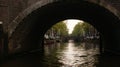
44, 40, 99, 67
2, 40, 120, 67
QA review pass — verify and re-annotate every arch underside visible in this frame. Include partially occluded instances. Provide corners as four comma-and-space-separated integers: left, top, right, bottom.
9, 1, 120, 54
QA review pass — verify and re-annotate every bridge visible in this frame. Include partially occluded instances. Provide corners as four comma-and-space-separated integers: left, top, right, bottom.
0, 0, 120, 58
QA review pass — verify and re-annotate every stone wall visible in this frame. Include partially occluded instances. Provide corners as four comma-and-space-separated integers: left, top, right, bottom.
0, 0, 120, 34
0, 0, 120, 55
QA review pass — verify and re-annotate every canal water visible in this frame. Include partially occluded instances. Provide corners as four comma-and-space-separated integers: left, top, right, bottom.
2, 40, 120, 67
43, 40, 99, 67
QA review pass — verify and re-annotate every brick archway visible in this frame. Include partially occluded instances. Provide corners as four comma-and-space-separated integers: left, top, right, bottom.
8, 0, 120, 54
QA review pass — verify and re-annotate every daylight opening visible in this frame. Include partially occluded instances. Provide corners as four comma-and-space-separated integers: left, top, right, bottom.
43, 19, 100, 66
44, 19, 100, 43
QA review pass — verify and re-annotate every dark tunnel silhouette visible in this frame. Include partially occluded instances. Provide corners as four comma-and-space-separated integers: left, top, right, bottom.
10, 0, 120, 54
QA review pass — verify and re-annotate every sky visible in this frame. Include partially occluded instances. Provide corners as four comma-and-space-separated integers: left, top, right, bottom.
64, 19, 83, 34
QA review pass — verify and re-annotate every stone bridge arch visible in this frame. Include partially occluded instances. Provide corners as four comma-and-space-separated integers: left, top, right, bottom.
7, 0, 120, 54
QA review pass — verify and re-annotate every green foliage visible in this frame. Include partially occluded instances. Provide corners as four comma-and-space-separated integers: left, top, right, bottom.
81, 22, 92, 33
51, 21, 68, 36
71, 22, 92, 36
71, 23, 83, 36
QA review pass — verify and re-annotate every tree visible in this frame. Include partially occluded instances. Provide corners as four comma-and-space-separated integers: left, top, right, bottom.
71, 22, 84, 36
71, 22, 98, 41
52, 21, 68, 36
45, 21, 68, 40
